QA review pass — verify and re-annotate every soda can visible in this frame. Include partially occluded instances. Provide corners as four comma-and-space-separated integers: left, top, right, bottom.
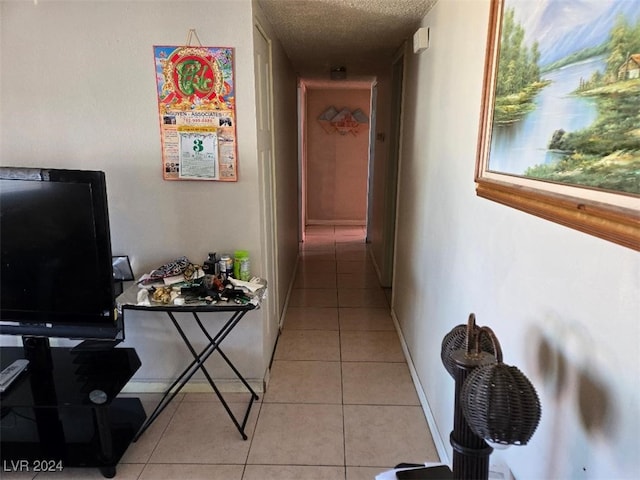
219, 254, 233, 279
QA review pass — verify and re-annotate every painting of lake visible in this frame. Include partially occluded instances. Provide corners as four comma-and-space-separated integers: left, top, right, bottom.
487, 0, 640, 195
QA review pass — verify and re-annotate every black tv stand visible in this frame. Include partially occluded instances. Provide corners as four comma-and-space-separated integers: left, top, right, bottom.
0, 346, 146, 478
71, 338, 123, 352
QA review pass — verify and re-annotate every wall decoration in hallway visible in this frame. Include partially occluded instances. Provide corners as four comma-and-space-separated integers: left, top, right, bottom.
475, 0, 639, 251
153, 37, 237, 181
318, 106, 369, 136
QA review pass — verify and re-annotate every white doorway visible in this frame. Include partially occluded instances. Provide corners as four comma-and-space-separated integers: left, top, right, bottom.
298, 79, 375, 238
254, 23, 279, 349
379, 52, 404, 288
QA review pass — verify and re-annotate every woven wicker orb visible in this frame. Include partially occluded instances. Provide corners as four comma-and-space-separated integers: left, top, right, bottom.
441, 324, 496, 378
460, 363, 541, 445
441, 324, 467, 376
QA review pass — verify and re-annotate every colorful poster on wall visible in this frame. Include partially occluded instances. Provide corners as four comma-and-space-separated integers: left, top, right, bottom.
153, 45, 237, 181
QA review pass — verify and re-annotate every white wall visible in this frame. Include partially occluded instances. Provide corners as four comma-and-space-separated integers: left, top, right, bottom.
0, 0, 298, 388
394, 1, 640, 479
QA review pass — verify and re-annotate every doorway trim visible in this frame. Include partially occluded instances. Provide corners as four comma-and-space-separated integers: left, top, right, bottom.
297, 78, 376, 238
253, 20, 280, 358
381, 47, 406, 289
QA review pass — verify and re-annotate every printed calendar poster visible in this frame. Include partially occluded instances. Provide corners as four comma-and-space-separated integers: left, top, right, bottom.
154, 45, 237, 181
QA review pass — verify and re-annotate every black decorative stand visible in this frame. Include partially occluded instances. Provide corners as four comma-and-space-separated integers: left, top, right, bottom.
395, 314, 541, 480
448, 348, 495, 479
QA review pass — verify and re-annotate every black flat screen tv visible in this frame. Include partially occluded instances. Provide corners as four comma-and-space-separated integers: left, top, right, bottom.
0, 167, 122, 342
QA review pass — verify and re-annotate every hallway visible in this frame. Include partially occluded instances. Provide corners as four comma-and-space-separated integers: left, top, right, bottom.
11, 226, 438, 480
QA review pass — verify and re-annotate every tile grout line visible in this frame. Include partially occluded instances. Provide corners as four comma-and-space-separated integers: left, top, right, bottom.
334, 237, 350, 477
330, 232, 350, 478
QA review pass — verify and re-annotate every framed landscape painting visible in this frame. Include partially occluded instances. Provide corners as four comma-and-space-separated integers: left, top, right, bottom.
476, 0, 640, 250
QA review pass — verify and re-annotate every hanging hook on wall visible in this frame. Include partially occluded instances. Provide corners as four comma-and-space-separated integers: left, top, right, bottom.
184, 29, 203, 47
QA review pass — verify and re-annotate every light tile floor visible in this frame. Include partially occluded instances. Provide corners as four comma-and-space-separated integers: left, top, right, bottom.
9, 226, 439, 480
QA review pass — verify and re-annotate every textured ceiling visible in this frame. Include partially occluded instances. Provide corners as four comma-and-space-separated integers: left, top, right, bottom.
257, 0, 438, 78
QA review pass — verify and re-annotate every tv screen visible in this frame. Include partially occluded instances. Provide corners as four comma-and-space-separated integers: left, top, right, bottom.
0, 167, 121, 340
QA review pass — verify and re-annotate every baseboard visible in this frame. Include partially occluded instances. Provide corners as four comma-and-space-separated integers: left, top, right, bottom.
121, 379, 264, 394
306, 219, 366, 226
390, 309, 451, 466
368, 245, 383, 283
279, 253, 300, 331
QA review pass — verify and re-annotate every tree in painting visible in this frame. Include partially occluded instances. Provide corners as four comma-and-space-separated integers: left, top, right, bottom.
493, 8, 545, 124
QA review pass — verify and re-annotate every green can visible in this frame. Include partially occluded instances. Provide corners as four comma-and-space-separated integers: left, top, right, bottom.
233, 250, 251, 282
233, 250, 250, 281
